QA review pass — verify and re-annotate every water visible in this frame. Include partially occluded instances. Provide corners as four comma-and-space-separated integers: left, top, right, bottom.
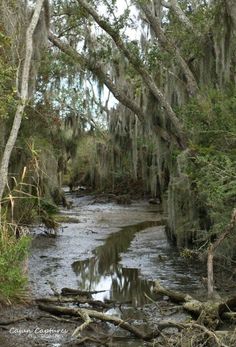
71, 221, 204, 306
0, 194, 233, 347
29, 194, 205, 300
71, 221, 161, 305
27, 194, 207, 346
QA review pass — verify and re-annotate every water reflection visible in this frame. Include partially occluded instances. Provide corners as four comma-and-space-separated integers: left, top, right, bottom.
72, 221, 163, 305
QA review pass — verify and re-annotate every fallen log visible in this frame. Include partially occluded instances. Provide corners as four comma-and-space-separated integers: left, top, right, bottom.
38, 303, 159, 340
61, 287, 107, 297
154, 281, 236, 329
36, 284, 236, 343
153, 281, 193, 303
36, 296, 110, 309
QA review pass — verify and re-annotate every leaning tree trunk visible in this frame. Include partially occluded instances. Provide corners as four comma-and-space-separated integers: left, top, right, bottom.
77, 0, 186, 148
136, 0, 199, 97
49, 32, 178, 146
0, 0, 45, 224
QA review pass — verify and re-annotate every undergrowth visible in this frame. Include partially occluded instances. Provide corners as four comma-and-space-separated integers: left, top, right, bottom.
0, 222, 30, 304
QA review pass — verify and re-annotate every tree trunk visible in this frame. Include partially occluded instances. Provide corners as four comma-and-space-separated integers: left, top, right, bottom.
137, 0, 199, 96
169, 0, 195, 31
0, 0, 45, 222
207, 244, 214, 298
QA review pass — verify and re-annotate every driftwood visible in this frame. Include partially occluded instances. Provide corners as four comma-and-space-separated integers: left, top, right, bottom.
158, 321, 230, 347
153, 281, 194, 303
154, 281, 236, 329
222, 312, 236, 322
72, 309, 92, 337
36, 296, 110, 309
1, 282, 233, 346
38, 303, 151, 340
28, 285, 235, 345
38, 302, 172, 341
38, 301, 234, 346
61, 287, 108, 297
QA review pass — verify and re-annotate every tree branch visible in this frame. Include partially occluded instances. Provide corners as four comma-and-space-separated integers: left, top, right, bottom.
136, 0, 198, 97
49, 32, 181, 146
76, 0, 186, 148
169, 0, 195, 31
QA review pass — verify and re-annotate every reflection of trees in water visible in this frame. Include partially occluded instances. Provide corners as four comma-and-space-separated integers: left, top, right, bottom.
72, 221, 160, 304
111, 268, 154, 305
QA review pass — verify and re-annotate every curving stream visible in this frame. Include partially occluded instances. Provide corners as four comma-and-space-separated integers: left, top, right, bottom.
25, 193, 207, 346
29, 194, 205, 302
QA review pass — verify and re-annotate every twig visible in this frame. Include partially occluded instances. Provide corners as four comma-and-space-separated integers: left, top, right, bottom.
72, 309, 93, 337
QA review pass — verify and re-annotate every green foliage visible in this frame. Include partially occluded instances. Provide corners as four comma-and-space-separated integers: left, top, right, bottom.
179, 88, 236, 139
68, 134, 99, 186
40, 198, 59, 215
178, 88, 236, 238
189, 151, 236, 234
147, 43, 173, 70
0, 226, 30, 302
0, 33, 17, 119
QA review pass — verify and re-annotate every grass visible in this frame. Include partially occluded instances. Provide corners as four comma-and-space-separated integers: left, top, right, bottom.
0, 224, 31, 304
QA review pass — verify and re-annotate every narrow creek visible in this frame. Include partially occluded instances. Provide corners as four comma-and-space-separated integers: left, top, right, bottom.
27, 193, 207, 346
29, 194, 205, 300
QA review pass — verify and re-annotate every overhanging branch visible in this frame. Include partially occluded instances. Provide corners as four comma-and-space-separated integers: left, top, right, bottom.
49, 32, 180, 146
76, 0, 186, 148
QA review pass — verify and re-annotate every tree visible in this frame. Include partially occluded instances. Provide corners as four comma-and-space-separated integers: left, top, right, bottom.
47, 0, 236, 268
0, 0, 48, 223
